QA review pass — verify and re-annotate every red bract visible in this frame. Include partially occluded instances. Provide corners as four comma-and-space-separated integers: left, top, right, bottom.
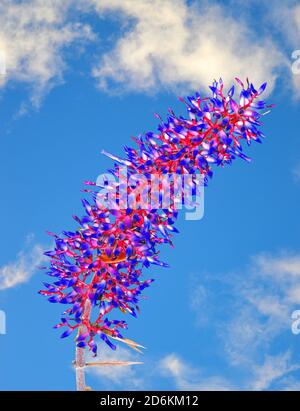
39, 78, 273, 356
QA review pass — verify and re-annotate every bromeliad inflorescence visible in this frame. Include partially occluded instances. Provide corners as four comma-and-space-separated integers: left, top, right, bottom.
39, 78, 273, 361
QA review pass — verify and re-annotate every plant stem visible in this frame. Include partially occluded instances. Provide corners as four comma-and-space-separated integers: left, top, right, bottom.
75, 299, 91, 391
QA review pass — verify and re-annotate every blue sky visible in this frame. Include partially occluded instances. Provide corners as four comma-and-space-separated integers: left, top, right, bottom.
1, 0, 300, 391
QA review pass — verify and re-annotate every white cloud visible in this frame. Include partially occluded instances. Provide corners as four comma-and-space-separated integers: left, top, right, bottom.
91, 0, 285, 94
190, 283, 207, 310
251, 252, 300, 323
265, 0, 300, 96
159, 353, 188, 379
221, 253, 300, 366
0, 0, 298, 103
159, 353, 233, 391
0, 236, 45, 290
255, 253, 300, 279
251, 352, 300, 391
223, 309, 267, 366
188, 250, 300, 390
271, 1, 300, 49
158, 350, 299, 391
0, 0, 93, 105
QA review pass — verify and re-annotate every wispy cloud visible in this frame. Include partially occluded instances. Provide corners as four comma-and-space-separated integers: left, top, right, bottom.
157, 350, 300, 391
257, 0, 300, 97
0, 235, 45, 290
0, 0, 93, 106
188, 251, 300, 389
91, 0, 285, 94
220, 252, 300, 367
158, 353, 233, 391
250, 352, 300, 391
255, 253, 300, 279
